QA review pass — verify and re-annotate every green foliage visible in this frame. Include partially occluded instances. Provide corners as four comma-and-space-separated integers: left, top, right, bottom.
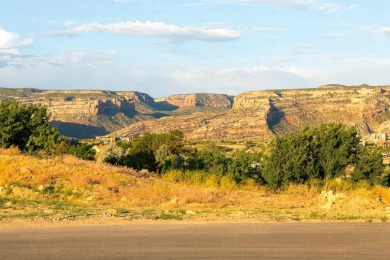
313, 124, 358, 179
98, 142, 125, 164
105, 131, 185, 171
53, 137, 95, 160
0, 100, 59, 153
228, 150, 263, 183
99, 124, 386, 189
352, 147, 384, 185
263, 124, 360, 189
383, 172, 390, 187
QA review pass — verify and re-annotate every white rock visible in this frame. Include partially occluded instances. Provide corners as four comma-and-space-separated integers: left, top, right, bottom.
185, 210, 196, 215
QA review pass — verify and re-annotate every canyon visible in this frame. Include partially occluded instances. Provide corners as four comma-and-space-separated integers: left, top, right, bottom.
1, 85, 390, 140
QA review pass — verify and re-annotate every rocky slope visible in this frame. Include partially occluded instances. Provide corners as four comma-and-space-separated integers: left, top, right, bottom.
0, 88, 232, 138
234, 86, 390, 136
113, 85, 390, 141
2, 85, 390, 141
155, 93, 233, 109
115, 106, 272, 141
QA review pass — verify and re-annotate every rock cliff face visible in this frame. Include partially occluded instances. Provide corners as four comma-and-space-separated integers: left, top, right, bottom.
47, 96, 136, 119
0, 88, 234, 139
155, 93, 233, 109
118, 91, 157, 108
114, 85, 390, 141
115, 106, 272, 141
234, 86, 390, 137
12, 90, 140, 138
3, 85, 390, 141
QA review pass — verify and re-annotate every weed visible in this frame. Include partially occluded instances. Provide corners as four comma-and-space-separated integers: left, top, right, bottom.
156, 210, 183, 221
308, 212, 326, 220
142, 209, 155, 217
4, 186, 12, 195
116, 208, 130, 214
332, 214, 363, 221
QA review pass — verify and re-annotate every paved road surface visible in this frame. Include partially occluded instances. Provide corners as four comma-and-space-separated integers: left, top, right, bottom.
0, 223, 389, 259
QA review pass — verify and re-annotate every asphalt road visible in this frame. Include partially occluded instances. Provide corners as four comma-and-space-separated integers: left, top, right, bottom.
0, 223, 389, 259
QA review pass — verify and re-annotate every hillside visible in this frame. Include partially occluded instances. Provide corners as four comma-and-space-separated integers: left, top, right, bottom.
2, 85, 390, 141
0, 88, 232, 139
114, 85, 390, 141
1, 147, 389, 223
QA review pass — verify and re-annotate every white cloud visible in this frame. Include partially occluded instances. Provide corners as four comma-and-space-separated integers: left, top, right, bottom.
376, 27, 390, 36
33, 19, 77, 26
0, 28, 33, 53
63, 21, 77, 27
206, 0, 343, 13
347, 4, 359, 10
44, 21, 240, 42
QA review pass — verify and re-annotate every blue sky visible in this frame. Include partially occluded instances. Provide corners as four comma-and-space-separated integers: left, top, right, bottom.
1, 0, 390, 97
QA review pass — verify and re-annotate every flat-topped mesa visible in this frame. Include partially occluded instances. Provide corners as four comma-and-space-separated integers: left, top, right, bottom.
155, 93, 234, 109
233, 86, 390, 136
233, 91, 276, 109
233, 87, 384, 109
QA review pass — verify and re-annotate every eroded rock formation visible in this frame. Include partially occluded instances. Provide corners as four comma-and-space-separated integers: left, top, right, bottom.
114, 85, 390, 141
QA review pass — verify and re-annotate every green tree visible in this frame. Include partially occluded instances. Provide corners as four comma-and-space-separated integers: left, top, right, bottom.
313, 124, 358, 180
263, 124, 359, 189
352, 147, 384, 184
228, 150, 263, 183
0, 100, 59, 153
54, 137, 96, 160
114, 131, 185, 171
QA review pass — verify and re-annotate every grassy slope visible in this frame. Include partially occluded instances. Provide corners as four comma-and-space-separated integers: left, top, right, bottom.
0, 147, 389, 224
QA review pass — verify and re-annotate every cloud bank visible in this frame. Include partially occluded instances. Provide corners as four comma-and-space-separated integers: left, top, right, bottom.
44, 21, 240, 42
0, 28, 33, 54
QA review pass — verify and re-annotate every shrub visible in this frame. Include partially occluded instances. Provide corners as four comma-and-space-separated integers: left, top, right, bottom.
0, 100, 59, 153
263, 124, 359, 189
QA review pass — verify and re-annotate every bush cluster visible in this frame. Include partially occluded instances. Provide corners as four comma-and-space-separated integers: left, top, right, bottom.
99, 124, 387, 189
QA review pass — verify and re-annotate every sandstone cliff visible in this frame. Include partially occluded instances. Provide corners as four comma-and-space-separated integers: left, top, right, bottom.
0, 88, 234, 139
3, 85, 390, 141
113, 85, 390, 141
115, 106, 272, 141
155, 93, 233, 109
233, 86, 390, 137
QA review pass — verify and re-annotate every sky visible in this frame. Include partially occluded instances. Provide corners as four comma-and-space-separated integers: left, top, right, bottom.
1, 0, 390, 97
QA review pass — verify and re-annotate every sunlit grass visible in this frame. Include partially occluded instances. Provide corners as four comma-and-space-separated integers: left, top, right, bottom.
0, 147, 388, 222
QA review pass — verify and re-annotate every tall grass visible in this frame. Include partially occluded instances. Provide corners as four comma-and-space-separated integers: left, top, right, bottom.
0, 148, 387, 221
162, 170, 237, 190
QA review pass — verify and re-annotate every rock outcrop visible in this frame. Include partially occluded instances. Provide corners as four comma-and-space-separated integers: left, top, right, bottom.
234, 86, 390, 136
0, 88, 234, 138
115, 106, 272, 141
114, 85, 390, 141
155, 93, 233, 109
3, 85, 390, 141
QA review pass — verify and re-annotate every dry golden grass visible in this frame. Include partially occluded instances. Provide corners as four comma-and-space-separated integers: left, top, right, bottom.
0, 148, 388, 222
372, 186, 390, 203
